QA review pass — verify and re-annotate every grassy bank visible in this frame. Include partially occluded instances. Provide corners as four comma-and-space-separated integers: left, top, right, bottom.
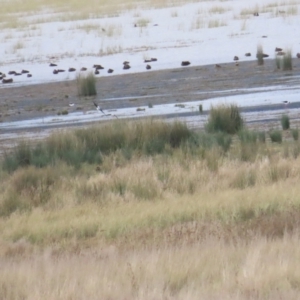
1, 117, 300, 299
1, 177, 300, 299
1, 117, 300, 243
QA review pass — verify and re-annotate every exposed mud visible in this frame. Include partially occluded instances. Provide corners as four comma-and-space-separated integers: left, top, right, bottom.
0, 59, 299, 120
0, 58, 300, 152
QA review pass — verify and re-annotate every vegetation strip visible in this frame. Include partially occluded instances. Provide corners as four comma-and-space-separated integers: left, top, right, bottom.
1, 104, 300, 298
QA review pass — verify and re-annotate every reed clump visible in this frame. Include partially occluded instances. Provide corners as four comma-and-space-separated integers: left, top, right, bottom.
76, 72, 97, 97
205, 103, 243, 134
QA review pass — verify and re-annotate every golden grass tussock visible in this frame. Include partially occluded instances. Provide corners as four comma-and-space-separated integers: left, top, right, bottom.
1, 158, 300, 298
2, 167, 300, 246
2, 233, 300, 299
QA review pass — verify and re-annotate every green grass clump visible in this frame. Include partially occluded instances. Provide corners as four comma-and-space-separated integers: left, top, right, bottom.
269, 130, 282, 143
238, 129, 258, 144
281, 114, 290, 130
276, 50, 293, 71
256, 44, 264, 66
76, 72, 97, 97
214, 132, 232, 152
2, 141, 32, 171
282, 50, 293, 71
205, 103, 243, 134
2, 120, 192, 172
187, 131, 232, 155
238, 129, 260, 162
199, 104, 203, 114
57, 110, 69, 115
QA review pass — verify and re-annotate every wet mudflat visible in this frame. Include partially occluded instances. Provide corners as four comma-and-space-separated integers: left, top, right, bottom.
0, 59, 300, 147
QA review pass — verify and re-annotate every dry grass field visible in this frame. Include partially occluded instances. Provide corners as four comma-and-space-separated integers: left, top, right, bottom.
2, 0, 300, 298
1, 116, 300, 299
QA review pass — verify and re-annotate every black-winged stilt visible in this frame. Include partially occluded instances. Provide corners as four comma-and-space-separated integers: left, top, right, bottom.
93, 101, 105, 115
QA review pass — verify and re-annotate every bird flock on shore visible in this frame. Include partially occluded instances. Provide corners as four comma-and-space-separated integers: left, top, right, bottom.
2, 48, 300, 85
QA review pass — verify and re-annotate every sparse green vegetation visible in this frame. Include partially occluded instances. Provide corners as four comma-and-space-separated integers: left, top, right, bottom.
12, 40, 25, 52
208, 6, 230, 14
75, 23, 100, 34
191, 16, 205, 30
281, 114, 290, 130
208, 19, 227, 28
292, 128, 299, 141
240, 5, 259, 16
136, 17, 150, 27
99, 44, 123, 56
104, 24, 123, 37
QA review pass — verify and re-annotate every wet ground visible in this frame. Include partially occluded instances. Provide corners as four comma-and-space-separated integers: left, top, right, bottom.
0, 59, 299, 121
0, 58, 300, 152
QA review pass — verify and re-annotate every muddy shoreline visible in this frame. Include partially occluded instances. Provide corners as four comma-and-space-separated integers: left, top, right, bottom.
0, 58, 300, 138
0, 59, 299, 120
0, 58, 300, 155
